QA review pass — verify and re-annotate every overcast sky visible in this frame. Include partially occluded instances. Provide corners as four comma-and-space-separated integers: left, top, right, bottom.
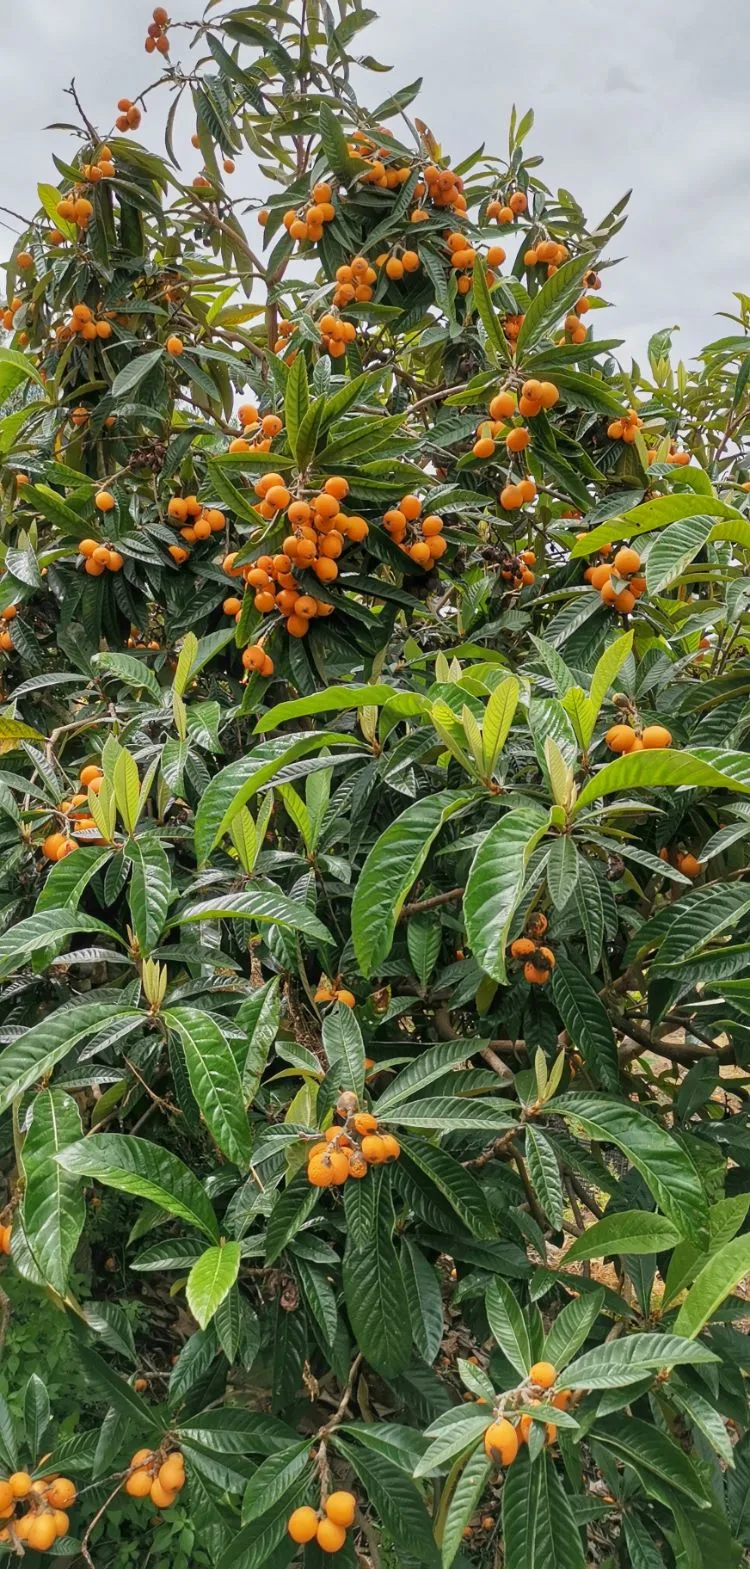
2, 0, 749, 368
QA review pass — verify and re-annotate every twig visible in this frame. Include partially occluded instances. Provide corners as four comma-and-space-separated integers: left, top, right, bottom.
400, 887, 463, 920
318, 1353, 362, 1438
79, 1479, 124, 1569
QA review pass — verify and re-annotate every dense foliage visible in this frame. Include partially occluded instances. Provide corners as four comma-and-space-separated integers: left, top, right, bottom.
0, 3, 749, 1565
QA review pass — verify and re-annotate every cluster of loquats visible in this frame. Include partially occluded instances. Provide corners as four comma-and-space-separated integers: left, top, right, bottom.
80, 144, 118, 183
307, 1096, 400, 1188
0, 1221, 11, 1254
483, 1363, 572, 1469
486, 189, 528, 225
165, 492, 225, 566
56, 302, 113, 344
222, 474, 368, 639
349, 128, 412, 192
0, 1472, 76, 1552
126, 627, 161, 650
239, 641, 274, 679
124, 1447, 185, 1507
410, 161, 467, 221
228, 408, 284, 453
330, 254, 378, 309
287, 1490, 356, 1554
115, 98, 142, 133
663, 443, 691, 467
281, 182, 337, 248
523, 236, 570, 277
502, 311, 525, 346
0, 601, 18, 654
144, 5, 170, 54
317, 311, 357, 358
659, 846, 703, 879
607, 406, 643, 444
509, 911, 556, 986
374, 244, 422, 283
42, 763, 105, 861
563, 303, 589, 346
382, 495, 446, 565
1, 295, 22, 332
605, 719, 672, 754
585, 544, 646, 616
78, 536, 124, 577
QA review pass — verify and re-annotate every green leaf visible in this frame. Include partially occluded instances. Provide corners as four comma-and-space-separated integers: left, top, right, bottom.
574, 747, 750, 814
187, 1243, 241, 1330
322, 1002, 365, 1102
283, 353, 309, 460
472, 260, 511, 362
0, 346, 46, 400
546, 837, 580, 910
92, 651, 162, 703
0, 1002, 139, 1117
194, 734, 358, 863
335, 1436, 440, 1566
439, 1447, 492, 1568
179, 888, 331, 945
464, 807, 549, 983
587, 631, 633, 732
375, 1040, 479, 1113
564, 1210, 680, 1263
21, 1089, 85, 1297
111, 348, 165, 399
36, 846, 112, 912
125, 835, 171, 955
352, 791, 467, 976
570, 492, 737, 557
674, 1234, 750, 1339
486, 1278, 532, 1377
552, 1093, 707, 1238
516, 255, 596, 356
590, 1415, 710, 1505
502, 1449, 586, 1569
543, 1290, 605, 1370
550, 960, 619, 1091
645, 516, 716, 595
398, 1134, 495, 1239
342, 1168, 412, 1377
525, 1126, 564, 1229
265, 1171, 319, 1266
242, 1440, 311, 1524
401, 1238, 444, 1364
73, 1340, 161, 1437
483, 676, 520, 773
0, 908, 121, 980
165, 1007, 251, 1167
57, 1133, 220, 1241
563, 1333, 717, 1390
385, 1098, 516, 1133
239, 977, 281, 1104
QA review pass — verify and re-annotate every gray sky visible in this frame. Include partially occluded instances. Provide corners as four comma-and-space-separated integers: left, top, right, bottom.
3, 0, 749, 367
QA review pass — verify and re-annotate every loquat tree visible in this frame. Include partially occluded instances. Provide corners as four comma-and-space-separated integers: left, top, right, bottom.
0, 3, 748, 1566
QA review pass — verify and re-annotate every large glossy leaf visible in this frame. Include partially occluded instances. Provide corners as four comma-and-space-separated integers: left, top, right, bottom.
674, 1234, 750, 1339
564, 1211, 680, 1262
165, 1007, 251, 1167
352, 791, 467, 975
439, 1447, 492, 1568
645, 516, 716, 595
574, 748, 750, 814
375, 1040, 480, 1112
35, 846, 112, 911
21, 1089, 85, 1296
551, 959, 619, 1091
543, 1290, 605, 1370
525, 1126, 564, 1229
322, 1002, 366, 1102
570, 492, 737, 556
0, 909, 123, 979
57, 1134, 220, 1241
386, 1098, 517, 1132
125, 835, 171, 954
401, 1238, 444, 1365
342, 1169, 412, 1378
255, 684, 396, 733
552, 1093, 708, 1237
178, 888, 331, 944
187, 1242, 241, 1330
0, 1003, 141, 1117
464, 807, 549, 982
397, 1134, 495, 1239
590, 1415, 710, 1504
563, 1333, 717, 1390
502, 1450, 586, 1569
335, 1435, 440, 1566
486, 1278, 532, 1377
265, 1171, 319, 1265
